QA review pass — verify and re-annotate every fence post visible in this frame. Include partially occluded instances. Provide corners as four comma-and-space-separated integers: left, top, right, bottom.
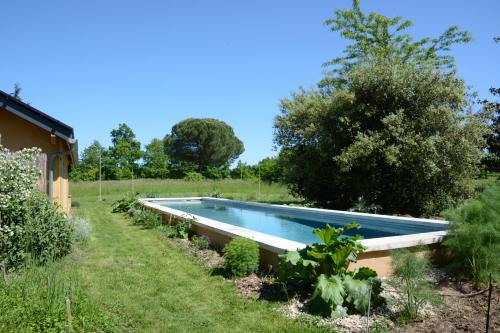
366, 279, 372, 333
1, 263, 7, 287
486, 273, 492, 333
65, 298, 72, 333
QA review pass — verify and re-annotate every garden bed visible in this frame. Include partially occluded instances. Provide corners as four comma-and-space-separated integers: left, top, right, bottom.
171, 231, 499, 333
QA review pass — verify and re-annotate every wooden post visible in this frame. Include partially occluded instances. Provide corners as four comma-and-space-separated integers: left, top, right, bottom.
366, 279, 372, 333
1, 263, 7, 287
486, 273, 493, 333
98, 152, 102, 201
65, 298, 72, 333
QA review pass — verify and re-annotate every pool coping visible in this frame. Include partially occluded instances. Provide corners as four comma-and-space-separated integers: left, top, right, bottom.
140, 197, 448, 254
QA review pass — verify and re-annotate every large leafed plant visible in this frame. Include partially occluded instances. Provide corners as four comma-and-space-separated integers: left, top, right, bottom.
279, 223, 384, 317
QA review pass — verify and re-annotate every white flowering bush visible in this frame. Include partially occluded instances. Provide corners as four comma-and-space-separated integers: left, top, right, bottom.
0, 145, 74, 270
0, 146, 41, 210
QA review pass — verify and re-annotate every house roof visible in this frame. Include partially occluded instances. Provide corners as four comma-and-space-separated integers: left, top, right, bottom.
0, 89, 78, 161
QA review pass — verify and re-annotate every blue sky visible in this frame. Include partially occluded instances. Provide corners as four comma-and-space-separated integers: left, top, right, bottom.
1, 0, 499, 164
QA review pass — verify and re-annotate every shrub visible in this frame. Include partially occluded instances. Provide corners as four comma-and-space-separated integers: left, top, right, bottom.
443, 182, 500, 285
279, 223, 384, 317
183, 171, 204, 182
111, 192, 141, 214
172, 218, 192, 239
223, 237, 260, 277
71, 200, 81, 208
0, 146, 74, 270
191, 234, 210, 249
389, 248, 441, 323
132, 209, 161, 228
23, 191, 74, 264
69, 216, 90, 242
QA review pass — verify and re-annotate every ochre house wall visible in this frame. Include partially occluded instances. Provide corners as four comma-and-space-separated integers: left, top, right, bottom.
0, 108, 72, 213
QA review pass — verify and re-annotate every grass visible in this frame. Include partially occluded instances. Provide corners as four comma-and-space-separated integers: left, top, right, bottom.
1, 180, 331, 333
71, 178, 299, 204
474, 171, 500, 193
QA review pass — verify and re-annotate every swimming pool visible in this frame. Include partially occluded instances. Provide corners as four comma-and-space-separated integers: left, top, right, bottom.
159, 199, 445, 244
141, 197, 448, 276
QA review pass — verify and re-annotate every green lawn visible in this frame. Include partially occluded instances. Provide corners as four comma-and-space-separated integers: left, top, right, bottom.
1, 180, 329, 333
71, 178, 299, 204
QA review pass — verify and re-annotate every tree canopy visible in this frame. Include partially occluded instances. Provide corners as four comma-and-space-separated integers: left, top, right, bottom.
165, 118, 244, 171
275, 59, 487, 216
141, 138, 169, 178
109, 123, 143, 178
70, 140, 105, 181
483, 87, 500, 171
320, 0, 471, 87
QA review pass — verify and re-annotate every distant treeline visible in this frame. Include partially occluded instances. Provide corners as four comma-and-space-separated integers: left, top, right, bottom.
70, 118, 283, 183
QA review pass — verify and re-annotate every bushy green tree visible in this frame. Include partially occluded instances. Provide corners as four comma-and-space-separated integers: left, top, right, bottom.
141, 138, 169, 178
165, 118, 244, 172
230, 161, 256, 180
70, 140, 105, 181
482, 87, 500, 172
275, 59, 487, 216
320, 0, 471, 87
255, 157, 282, 183
109, 123, 143, 179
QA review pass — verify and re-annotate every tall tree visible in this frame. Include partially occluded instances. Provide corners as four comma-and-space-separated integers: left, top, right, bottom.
320, 0, 472, 87
480, 38, 500, 172
165, 118, 244, 172
483, 89, 500, 171
109, 123, 143, 178
275, 59, 487, 216
255, 157, 282, 183
70, 140, 106, 181
142, 138, 169, 178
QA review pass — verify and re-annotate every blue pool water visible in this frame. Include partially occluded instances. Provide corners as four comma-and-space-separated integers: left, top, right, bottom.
159, 199, 446, 244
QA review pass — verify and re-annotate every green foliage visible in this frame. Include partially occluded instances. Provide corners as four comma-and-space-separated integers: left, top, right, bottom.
70, 140, 105, 181
483, 87, 500, 172
390, 248, 441, 323
163, 218, 192, 239
230, 161, 256, 180
275, 59, 487, 216
0, 260, 118, 332
443, 182, 500, 285
0, 146, 74, 270
223, 237, 260, 277
307, 274, 346, 317
141, 138, 169, 179
280, 223, 365, 283
191, 234, 210, 250
69, 216, 90, 243
110, 123, 143, 178
203, 165, 230, 179
166, 118, 244, 171
280, 223, 383, 317
23, 191, 74, 264
111, 192, 141, 214
256, 157, 283, 183
132, 210, 161, 228
320, 0, 471, 87
183, 171, 204, 182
